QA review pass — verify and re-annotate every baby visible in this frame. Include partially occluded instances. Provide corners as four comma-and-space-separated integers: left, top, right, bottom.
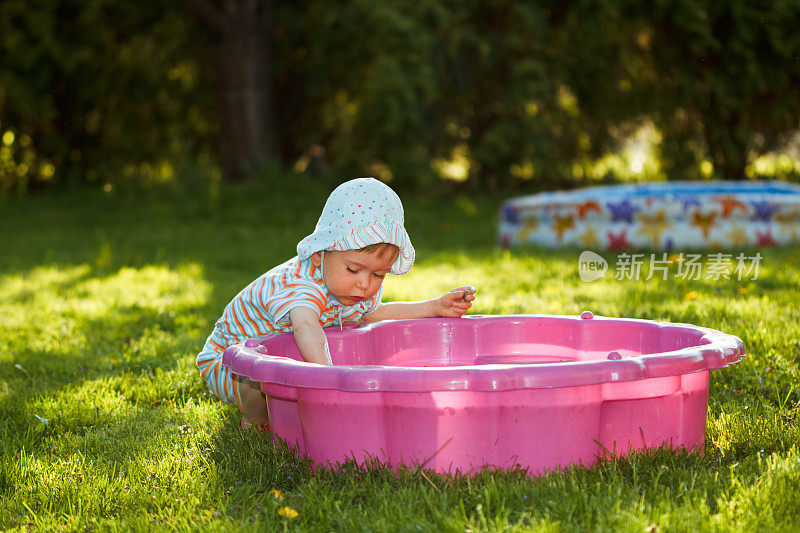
196, 177, 476, 425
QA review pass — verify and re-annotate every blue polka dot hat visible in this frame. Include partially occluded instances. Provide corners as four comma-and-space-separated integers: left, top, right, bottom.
296, 177, 415, 275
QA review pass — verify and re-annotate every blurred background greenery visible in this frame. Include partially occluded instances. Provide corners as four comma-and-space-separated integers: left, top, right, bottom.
2, 0, 800, 196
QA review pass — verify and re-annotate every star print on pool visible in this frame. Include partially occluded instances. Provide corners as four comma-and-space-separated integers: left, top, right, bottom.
607, 230, 630, 250
502, 204, 519, 224
750, 201, 778, 222
775, 210, 800, 242
576, 200, 601, 219
680, 197, 702, 210
637, 210, 672, 247
691, 210, 717, 238
552, 214, 575, 241
756, 230, 777, 246
714, 196, 747, 218
606, 200, 639, 223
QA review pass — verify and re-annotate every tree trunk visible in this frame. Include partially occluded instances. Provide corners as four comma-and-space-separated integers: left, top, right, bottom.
186, 0, 277, 182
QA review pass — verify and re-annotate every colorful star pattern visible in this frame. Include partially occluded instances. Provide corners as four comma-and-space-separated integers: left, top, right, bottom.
607, 230, 630, 250
725, 225, 750, 247
607, 200, 639, 223
576, 200, 601, 219
775, 210, 800, 223
715, 196, 748, 217
499, 185, 800, 251
577, 226, 599, 247
691, 210, 717, 238
680, 197, 702, 210
775, 210, 800, 242
751, 201, 779, 222
756, 229, 777, 246
502, 204, 519, 224
516, 214, 539, 242
552, 214, 575, 241
636, 209, 671, 247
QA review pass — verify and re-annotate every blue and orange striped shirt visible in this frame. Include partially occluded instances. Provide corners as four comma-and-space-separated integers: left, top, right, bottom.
203, 256, 383, 353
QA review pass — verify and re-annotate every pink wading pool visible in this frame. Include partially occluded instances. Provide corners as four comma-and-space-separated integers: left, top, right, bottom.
222, 313, 744, 475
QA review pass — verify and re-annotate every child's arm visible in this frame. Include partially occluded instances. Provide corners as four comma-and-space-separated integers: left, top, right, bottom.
289, 307, 333, 365
363, 286, 476, 322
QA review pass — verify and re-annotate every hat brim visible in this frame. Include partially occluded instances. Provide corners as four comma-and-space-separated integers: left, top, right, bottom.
297, 220, 415, 275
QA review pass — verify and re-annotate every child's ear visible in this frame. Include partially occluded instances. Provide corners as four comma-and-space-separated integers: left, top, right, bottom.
310, 252, 322, 267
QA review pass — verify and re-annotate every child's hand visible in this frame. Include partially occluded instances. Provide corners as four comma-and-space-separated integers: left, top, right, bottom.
437, 286, 476, 318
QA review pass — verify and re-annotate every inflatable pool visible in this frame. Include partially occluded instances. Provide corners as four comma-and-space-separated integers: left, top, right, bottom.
497, 180, 800, 250
222, 313, 744, 475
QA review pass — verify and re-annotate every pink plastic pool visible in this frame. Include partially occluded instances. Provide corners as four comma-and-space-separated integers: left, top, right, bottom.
222, 313, 744, 475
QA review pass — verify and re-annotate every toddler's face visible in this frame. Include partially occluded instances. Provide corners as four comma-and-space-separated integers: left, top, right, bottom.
311, 249, 395, 306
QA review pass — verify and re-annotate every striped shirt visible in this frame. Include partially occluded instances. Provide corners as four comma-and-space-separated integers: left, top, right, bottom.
203, 256, 383, 352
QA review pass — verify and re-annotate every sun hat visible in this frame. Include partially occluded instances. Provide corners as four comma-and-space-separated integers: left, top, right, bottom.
296, 177, 415, 275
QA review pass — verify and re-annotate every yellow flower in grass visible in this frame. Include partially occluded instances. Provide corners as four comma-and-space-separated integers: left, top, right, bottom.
271, 489, 284, 500
278, 506, 299, 519
683, 291, 699, 301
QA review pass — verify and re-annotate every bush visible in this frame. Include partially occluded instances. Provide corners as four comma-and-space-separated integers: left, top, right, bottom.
2, 0, 799, 194
0, 0, 213, 194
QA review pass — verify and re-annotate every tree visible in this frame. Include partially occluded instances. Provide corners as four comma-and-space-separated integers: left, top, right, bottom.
185, 0, 277, 182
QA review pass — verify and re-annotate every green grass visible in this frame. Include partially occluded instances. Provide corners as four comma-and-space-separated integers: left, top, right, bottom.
1, 177, 799, 531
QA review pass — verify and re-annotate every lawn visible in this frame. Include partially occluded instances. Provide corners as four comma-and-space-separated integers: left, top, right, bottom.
1, 177, 799, 532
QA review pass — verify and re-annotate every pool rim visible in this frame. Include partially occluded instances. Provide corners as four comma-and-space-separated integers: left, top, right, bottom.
500, 179, 800, 208
222, 314, 745, 393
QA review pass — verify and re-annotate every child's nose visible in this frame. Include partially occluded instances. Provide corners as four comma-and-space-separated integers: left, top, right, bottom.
355, 273, 369, 289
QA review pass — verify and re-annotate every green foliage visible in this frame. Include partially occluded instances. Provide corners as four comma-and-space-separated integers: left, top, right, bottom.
630, 0, 800, 180
0, 0, 213, 194
278, 0, 614, 191
276, 0, 444, 190
272, 0, 800, 189
2, 0, 800, 193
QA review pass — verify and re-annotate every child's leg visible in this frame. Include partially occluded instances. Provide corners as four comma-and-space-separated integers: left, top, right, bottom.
196, 348, 245, 410
238, 378, 269, 424
196, 349, 268, 423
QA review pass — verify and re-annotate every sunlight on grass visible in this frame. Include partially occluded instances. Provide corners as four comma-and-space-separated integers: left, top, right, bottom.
1, 263, 210, 359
